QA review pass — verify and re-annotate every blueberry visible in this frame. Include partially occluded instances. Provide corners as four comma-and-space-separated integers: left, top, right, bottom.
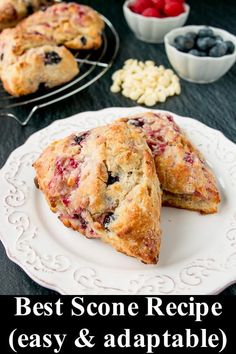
80, 36, 87, 45
44, 51, 62, 65
103, 213, 114, 229
198, 27, 214, 38
128, 119, 144, 127
74, 214, 87, 229
74, 132, 88, 145
188, 49, 207, 57
27, 5, 34, 14
225, 40, 235, 54
185, 32, 197, 41
107, 171, 119, 185
174, 35, 194, 52
209, 42, 227, 57
196, 37, 216, 51
214, 35, 223, 42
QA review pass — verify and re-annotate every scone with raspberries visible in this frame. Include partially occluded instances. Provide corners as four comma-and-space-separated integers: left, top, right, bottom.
18, 2, 105, 50
117, 112, 220, 214
0, 0, 53, 31
33, 122, 162, 264
0, 2, 104, 96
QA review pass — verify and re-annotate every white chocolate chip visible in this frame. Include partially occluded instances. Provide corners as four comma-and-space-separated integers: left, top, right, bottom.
110, 84, 120, 93
110, 59, 181, 106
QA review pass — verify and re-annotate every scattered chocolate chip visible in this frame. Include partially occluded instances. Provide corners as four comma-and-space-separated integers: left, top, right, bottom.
44, 51, 62, 65
107, 171, 119, 185
103, 212, 114, 229
0, 53, 4, 61
80, 36, 87, 45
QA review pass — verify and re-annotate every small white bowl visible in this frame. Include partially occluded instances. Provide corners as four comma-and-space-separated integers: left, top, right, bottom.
164, 25, 236, 83
123, 0, 190, 43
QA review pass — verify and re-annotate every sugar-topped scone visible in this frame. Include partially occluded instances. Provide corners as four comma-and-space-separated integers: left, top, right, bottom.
117, 112, 220, 214
0, 0, 52, 31
33, 122, 162, 264
18, 2, 105, 50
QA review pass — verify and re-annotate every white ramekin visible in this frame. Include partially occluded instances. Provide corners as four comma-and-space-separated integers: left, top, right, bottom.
164, 25, 236, 83
123, 0, 190, 44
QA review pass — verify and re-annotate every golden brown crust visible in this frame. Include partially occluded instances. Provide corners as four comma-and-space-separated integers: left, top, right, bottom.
18, 2, 105, 50
0, 0, 52, 31
1, 43, 79, 96
117, 112, 220, 214
0, 2, 104, 96
33, 122, 162, 264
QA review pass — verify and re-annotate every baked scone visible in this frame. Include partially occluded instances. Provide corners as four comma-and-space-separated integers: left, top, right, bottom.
0, 0, 52, 31
117, 112, 220, 214
1, 44, 79, 96
19, 2, 105, 50
0, 2, 104, 96
33, 122, 162, 264
0, 29, 79, 96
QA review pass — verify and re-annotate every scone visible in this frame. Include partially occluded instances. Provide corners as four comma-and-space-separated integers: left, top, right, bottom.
0, 0, 52, 31
1, 44, 79, 96
117, 112, 220, 214
19, 2, 105, 50
33, 122, 162, 264
0, 2, 104, 96
0, 29, 79, 96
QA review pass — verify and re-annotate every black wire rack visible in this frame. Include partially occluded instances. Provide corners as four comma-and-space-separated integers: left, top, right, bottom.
0, 15, 119, 126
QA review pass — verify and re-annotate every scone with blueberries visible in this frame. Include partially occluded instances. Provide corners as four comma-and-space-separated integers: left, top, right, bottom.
0, 29, 79, 96
33, 122, 162, 264
117, 112, 220, 214
0, 2, 104, 96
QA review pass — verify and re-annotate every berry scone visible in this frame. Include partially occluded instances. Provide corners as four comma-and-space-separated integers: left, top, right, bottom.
0, 29, 79, 96
19, 2, 105, 50
33, 122, 162, 264
1, 44, 79, 96
0, 0, 52, 31
117, 112, 220, 214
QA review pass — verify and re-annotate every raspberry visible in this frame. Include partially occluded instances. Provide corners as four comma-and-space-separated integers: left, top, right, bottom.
151, 0, 165, 11
142, 7, 161, 17
130, 0, 153, 14
164, 1, 185, 16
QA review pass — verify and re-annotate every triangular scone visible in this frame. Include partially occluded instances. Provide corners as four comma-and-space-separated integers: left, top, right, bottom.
117, 112, 220, 214
33, 122, 162, 264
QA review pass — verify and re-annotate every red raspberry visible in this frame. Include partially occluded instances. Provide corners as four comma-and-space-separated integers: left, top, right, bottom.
151, 0, 165, 11
130, 0, 153, 14
142, 7, 161, 17
164, 1, 185, 16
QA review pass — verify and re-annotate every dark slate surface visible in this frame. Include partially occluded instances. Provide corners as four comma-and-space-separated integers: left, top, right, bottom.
0, 0, 235, 295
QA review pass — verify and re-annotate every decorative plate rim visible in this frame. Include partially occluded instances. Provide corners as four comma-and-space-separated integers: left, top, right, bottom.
0, 106, 236, 295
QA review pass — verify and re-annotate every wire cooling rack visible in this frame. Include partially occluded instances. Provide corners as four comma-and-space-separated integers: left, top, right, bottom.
0, 15, 119, 126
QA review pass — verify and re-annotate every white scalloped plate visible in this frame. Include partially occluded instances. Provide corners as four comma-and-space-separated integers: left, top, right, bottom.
0, 107, 236, 295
